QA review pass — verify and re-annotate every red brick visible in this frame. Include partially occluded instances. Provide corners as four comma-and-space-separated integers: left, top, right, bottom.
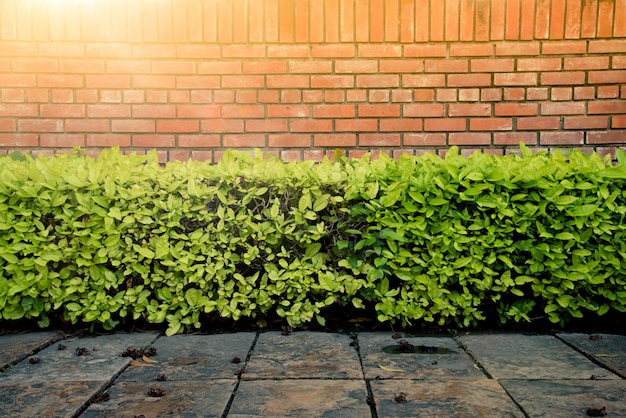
189, 90, 212, 103
63, 119, 109, 132
222, 45, 266, 58
18, 119, 63, 132
201, 119, 244, 133
617, 0, 626, 37
458, 88, 480, 101
176, 45, 220, 58
357, 45, 401, 58
311, 75, 354, 88
447, 73, 492, 87
491, 0, 506, 40
25, 89, 48, 103
564, 0, 582, 39
267, 45, 310, 58
177, 105, 221, 119
132, 104, 176, 119
424, 118, 466, 131
517, 117, 561, 130
404, 103, 446, 117
100, 90, 122, 103
517, 58, 562, 72
325, 90, 346, 102
146, 91, 168, 103
449, 103, 491, 117
425, 59, 468, 73
277, 90, 300, 103
132, 75, 175, 89
40, 134, 85, 148
302, 149, 325, 161
0, 120, 15, 132
176, 76, 220, 89
470, 58, 514, 72
470, 118, 513, 131
564, 116, 608, 129
356, 75, 399, 88
313, 104, 355, 118
223, 134, 266, 148
359, 133, 401, 146
588, 101, 626, 114
541, 102, 586, 115
169, 90, 190, 103
198, 61, 242, 74
221, 105, 265, 119
504, 88, 526, 100
379, 118, 423, 132
495, 103, 538, 116
612, 116, 626, 128
481, 88, 503, 101
112, 119, 155, 133
235, 90, 257, 104
245, 119, 288, 132
335, 119, 378, 132
85, 44, 132, 58
430, 0, 445, 40
132, 135, 176, 147
494, 73, 538, 86
541, 71, 586, 85
0, 104, 37, 117
0, 134, 38, 147
312, 44, 355, 58
291, 120, 333, 132
86, 134, 131, 147
414, 89, 436, 102
588, 71, 626, 84
369, 90, 390, 102
563, 57, 609, 71
436, 89, 457, 101
358, 104, 401, 117
527, 88, 549, 100
402, 74, 446, 87
588, 40, 626, 53
450, 44, 492, 57
333, 60, 376, 74
242, 61, 287, 74
551, 87, 573, 101
287, 61, 332, 74
150, 61, 195, 75
379, 60, 423, 73
131, 45, 176, 58
597, 0, 614, 38
0, 74, 35, 88
179, 135, 219, 148
302, 91, 324, 103
495, 42, 540, 56
76, 90, 99, 104
156, 120, 198, 133
504, 0, 520, 39
613, 56, 626, 69
404, 133, 446, 146
494, 132, 537, 145
313, 134, 357, 147
574, 86, 595, 100
540, 132, 584, 145
597, 86, 619, 99
404, 44, 447, 57
222, 75, 264, 89
259, 90, 280, 103
449, 133, 491, 145
587, 131, 626, 144
268, 105, 310, 118
39, 104, 85, 118
105, 60, 150, 74
392, 89, 414, 102
520, 0, 536, 39
542, 41, 587, 54
38, 75, 83, 88
12, 58, 58, 73
268, 134, 311, 147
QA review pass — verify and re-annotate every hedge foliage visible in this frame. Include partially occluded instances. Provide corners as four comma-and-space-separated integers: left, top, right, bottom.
1, 146, 625, 335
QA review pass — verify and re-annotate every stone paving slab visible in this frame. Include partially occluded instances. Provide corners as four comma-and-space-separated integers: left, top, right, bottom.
500, 379, 626, 418
557, 333, 626, 378
370, 379, 525, 417
229, 379, 370, 417
0, 331, 62, 369
0, 332, 159, 383
359, 333, 485, 380
458, 333, 618, 380
81, 379, 235, 418
0, 380, 105, 417
243, 331, 362, 380
118, 333, 255, 382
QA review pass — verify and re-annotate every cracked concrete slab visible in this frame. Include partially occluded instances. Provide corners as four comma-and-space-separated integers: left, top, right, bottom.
81, 379, 236, 418
500, 379, 626, 418
557, 333, 626, 378
244, 331, 362, 380
0, 331, 62, 369
0, 332, 159, 383
359, 332, 485, 380
229, 379, 370, 417
458, 333, 618, 380
117, 333, 255, 382
370, 379, 525, 417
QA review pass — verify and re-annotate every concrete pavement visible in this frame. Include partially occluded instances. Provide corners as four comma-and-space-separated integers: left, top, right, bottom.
1, 330, 625, 417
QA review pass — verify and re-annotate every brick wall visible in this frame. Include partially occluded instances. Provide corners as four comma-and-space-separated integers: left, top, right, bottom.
0, 0, 625, 162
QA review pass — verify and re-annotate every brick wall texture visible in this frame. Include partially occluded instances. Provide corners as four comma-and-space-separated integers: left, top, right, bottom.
1, 0, 625, 162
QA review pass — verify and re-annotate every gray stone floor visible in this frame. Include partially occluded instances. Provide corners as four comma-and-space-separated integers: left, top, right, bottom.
1, 330, 625, 417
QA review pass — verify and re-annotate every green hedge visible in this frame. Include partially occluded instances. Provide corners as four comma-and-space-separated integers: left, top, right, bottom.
1, 146, 625, 335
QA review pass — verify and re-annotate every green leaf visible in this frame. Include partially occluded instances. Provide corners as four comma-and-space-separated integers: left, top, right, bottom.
556, 295, 572, 308
299, 193, 312, 212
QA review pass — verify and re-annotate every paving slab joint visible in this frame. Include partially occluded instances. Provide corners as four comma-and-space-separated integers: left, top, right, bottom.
352, 332, 378, 418
221, 330, 260, 418
554, 334, 626, 379
451, 334, 493, 379
0, 331, 66, 373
